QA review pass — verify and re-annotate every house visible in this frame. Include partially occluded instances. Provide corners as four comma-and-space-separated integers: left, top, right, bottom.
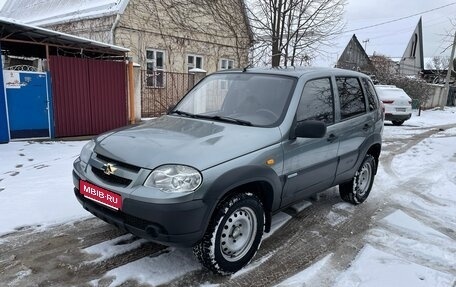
336, 34, 375, 74
0, 0, 253, 117
337, 19, 425, 78
0, 17, 130, 142
0, 0, 252, 74
398, 18, 424, 77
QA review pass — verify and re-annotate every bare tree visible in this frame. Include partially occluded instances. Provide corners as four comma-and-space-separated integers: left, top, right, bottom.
425, 56, 450, 84
246, 0, 346, 67
120, 0, 252, 69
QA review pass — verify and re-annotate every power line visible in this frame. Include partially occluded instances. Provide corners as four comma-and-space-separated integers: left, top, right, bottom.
341, 2, 456, 34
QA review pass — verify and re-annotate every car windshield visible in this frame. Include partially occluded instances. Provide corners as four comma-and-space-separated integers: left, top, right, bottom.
171, 73, 296, 127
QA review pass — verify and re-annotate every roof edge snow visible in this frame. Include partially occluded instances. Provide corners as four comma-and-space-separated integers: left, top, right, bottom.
0, 0, 130, 27
0, 16, 130, 53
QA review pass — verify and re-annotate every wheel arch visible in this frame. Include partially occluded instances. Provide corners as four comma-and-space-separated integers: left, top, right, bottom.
366, 143, 381, 174
203, 165, 282, 235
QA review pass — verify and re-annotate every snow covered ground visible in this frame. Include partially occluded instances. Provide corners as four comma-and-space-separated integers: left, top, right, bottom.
274, 108, 456, 287
0, 140, 90, 235
1, 107, 456, 286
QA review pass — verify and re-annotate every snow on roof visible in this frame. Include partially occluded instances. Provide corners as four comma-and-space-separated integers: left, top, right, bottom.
0, 0, 130, 26
0, 16, 129, 53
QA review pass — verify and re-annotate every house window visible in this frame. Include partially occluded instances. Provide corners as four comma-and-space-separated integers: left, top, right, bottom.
146, 49, 165, 88
410, 33, 418, 58
219, 59, 234, 70
188, 54, 203, 71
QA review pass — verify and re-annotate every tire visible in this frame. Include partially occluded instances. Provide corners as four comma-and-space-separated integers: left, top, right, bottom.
193, 193, 265, 275
392, 120, 404, 126
339, 154, 376, 205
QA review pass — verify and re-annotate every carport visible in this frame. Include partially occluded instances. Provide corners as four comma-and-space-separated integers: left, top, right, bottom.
0, 17, 130, 143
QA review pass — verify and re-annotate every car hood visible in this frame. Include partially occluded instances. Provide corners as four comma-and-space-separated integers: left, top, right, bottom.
94, 115, 282, 170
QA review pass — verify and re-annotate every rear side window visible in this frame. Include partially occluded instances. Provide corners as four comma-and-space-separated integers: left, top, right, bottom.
336, 77, 366, 120
297, 78, 334, 124
362, 78, 378, 111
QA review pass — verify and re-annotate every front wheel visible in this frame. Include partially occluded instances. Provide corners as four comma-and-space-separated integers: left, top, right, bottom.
193, 193, 265, 275
339, 154, 376, 205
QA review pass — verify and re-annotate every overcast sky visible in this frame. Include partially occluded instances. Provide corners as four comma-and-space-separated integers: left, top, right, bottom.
0, 0, 454, 67
316, 0, 456, 66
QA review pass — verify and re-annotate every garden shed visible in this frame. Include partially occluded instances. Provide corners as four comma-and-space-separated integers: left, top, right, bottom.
0, 17, 130, 143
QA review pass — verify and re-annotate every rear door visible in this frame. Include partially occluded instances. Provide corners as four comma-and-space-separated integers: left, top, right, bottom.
333, 76, 374, 178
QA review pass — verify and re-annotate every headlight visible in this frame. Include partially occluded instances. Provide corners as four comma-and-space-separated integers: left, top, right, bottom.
80, 140, 95, 164
144, 165, 202, 193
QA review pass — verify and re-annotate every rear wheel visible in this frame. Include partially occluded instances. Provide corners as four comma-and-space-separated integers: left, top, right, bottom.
392, 120, 404, 126
339, 154, 376, 205
193, 193, 265, 275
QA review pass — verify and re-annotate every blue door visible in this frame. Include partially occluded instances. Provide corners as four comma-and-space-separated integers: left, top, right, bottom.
4, 71, 50, 139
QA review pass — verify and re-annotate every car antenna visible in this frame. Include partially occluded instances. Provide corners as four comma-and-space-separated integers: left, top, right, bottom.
243, 63, 253, 72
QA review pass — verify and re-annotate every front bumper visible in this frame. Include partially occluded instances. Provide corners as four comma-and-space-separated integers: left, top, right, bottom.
73, 171, 211, 247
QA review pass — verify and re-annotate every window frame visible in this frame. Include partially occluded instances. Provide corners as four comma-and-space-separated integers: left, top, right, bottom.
187, 54, 204, 71
145, 48, 166, 88
361, 77, 379, 112
219, 58, 235, 70
296, 77, 335, 126
335, 76, 368, 121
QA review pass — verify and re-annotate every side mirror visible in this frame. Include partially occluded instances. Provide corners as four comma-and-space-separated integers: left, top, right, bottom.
294, 120, 326, 138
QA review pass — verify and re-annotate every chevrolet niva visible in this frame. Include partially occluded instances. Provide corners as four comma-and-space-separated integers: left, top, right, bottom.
73, 67, 383, 274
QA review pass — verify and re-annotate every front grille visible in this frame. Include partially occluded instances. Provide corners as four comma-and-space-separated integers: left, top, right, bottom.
92, 166, 132, 187
125, 214, 151, 230
96, 154, 141, 173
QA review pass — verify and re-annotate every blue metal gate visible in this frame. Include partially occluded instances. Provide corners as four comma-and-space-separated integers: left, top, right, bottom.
0, 43, 9, 144
4, 71, 50, 139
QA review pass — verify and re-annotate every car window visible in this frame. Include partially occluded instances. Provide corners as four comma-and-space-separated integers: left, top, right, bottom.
297, 78, 334, 125
174, 73, 296, 127
336, 77, 366, 120
362, 78, 378, 111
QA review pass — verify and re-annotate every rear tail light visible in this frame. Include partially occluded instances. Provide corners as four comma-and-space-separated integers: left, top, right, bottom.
408, 101, 412, 104
381, 100, 394, 104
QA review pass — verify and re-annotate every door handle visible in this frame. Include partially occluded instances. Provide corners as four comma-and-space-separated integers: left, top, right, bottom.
363, 124, 371, 131
327, 134, 338, 143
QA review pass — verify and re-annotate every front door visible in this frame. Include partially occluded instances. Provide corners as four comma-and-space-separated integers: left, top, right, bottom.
281, 77, 339, 207
4, 71, 50, 139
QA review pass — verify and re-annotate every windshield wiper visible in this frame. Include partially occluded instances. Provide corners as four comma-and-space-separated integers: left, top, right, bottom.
171, 110, 252, 126
197, 115, 253, 126
170, 110, 196, 118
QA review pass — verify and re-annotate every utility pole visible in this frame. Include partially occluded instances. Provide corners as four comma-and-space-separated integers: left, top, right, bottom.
441, 30, 456, 109
362, 39, 370, 51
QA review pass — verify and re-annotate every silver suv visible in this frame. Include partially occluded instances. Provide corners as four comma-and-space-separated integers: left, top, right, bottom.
73, 67, 383, 274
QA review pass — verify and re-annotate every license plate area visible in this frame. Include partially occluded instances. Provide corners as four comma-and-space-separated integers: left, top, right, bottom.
79, 180, 122, 210
396, 108, 406, 112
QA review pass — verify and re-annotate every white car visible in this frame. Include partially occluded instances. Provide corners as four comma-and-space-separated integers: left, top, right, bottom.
375, 85, 412, 126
